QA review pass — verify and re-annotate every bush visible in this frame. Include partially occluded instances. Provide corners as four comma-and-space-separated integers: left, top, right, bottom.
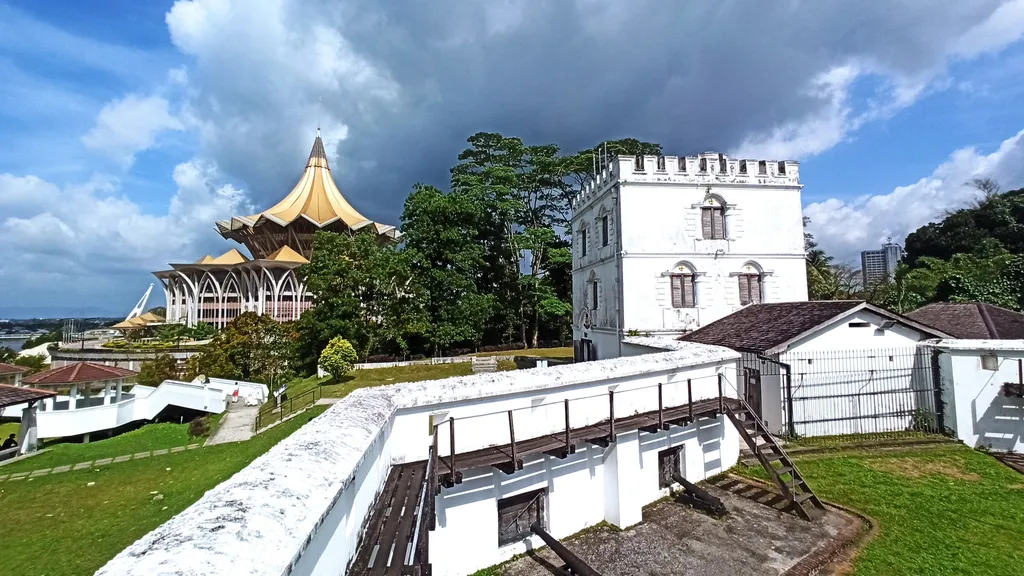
137, 354, 180, 386
319, 337, 358, 379
188, 416, 210, 438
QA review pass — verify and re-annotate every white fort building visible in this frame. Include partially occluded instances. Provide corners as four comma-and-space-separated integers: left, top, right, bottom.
572, 152, 808, 360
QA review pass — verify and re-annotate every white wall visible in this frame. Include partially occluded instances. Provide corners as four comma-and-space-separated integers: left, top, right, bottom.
751, 310, 938, 438
571, 153, 808, 360
98, 343, 741, 576
936, 341, 1024, 452
428, 415, 738, 576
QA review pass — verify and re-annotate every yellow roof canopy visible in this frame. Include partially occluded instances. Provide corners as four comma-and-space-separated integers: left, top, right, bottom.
264, 245, 310, 264
243, 133, 370, 228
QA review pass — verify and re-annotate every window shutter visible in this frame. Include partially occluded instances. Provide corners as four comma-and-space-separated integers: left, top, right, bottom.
684, 275, 695, 307
701, 209, 713, 239
751, 275, 762, 304
712, 208, 725, 239
738, 275, 750, 305
670, 275, 683, 308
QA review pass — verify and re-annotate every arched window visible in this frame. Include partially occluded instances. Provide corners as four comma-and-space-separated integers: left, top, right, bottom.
669, 262, 697, 308
580, 226, 589, 258
587, 271, 599, 311
737, 262, 763, 306
701, 195, 727, 240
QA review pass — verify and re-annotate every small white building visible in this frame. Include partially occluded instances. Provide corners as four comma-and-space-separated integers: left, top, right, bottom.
681, 301, 949, 437
98, 343, 753, 576
571, 152, 808, 361
931, 339, 1024, 453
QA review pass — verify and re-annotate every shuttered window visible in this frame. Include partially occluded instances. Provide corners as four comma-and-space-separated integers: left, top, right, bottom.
670, 274, 696, 308
738, 274, 762, 306
701, 207, 726, 239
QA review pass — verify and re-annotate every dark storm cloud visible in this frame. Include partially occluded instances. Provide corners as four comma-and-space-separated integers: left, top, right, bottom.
171, 0, 1009, 225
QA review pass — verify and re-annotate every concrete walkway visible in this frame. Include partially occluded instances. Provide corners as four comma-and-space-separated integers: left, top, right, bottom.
0, 443, 202, 482
206, 402, 260, 445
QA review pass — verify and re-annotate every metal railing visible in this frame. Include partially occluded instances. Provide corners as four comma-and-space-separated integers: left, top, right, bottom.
253, 386, 322, 432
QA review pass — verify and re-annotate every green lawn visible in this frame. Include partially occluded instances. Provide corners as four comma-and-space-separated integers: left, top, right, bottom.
470, 346, 573, 360
0, 406, 327, 576
0, 415, 223, 475
739, 443, 1024, 575
288, 362, 481, 399
0, 420, 19, 439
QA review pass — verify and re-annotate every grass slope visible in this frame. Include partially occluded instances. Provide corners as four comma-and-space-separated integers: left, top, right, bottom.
0, 406, 327, 576
741, 443, 1024, 575
288, 362, 482, 399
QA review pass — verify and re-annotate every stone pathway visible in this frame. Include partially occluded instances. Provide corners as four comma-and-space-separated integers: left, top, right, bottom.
0, 443, 201, 482
206, 402, 260, 445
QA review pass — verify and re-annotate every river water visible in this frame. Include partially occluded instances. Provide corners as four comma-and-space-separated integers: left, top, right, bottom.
0, 339, 28, 352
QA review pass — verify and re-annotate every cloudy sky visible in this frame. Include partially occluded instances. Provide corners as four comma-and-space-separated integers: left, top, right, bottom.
2, 0, 1024, 317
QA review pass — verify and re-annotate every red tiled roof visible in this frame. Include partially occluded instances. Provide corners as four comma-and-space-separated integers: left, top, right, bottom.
22, 362, 137, 386
0, 384, 55, 409
906, 302, 1024, 339
0, 363, 28, 376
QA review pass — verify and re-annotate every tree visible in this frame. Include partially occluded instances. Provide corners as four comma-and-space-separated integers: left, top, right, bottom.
0, 347, 16, 364
189, 322, 217, 341
904, 182, 1024, 265
319, 337, 358, 380
21, 331, 61, 350
137, 354, 180, 386
14, 354, 47, 375
185, 345, 237, 381
157, 323, 191, 346
401, 184, 495, 354
185, 313, 295, 387
297, 231, 426, 369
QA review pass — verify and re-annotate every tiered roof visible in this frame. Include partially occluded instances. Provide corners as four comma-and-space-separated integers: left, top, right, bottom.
216, 132, 400, 243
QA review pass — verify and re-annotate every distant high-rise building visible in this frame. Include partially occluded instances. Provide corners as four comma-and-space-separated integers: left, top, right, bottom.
861, 240, 903, 287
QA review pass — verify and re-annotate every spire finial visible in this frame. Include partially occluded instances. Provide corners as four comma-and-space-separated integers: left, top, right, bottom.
317, 95, 322, 135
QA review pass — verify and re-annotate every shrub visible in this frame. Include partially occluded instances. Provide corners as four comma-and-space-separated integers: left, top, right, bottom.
188, 416, 210, 438
319, 337, 358, 379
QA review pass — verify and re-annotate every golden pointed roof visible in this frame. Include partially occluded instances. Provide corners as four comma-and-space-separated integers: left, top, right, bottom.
264, 245, 310, 264
195, 255, 215, 264
209, 248, 250, 265
240, 133, 373, 228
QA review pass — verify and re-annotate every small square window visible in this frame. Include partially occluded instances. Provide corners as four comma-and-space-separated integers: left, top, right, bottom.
981, 354, 998, 371
498, 489, 546, 546
658, 446, 684, 488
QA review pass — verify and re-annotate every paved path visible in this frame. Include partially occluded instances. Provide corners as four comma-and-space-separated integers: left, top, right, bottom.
206, 402, 260, 445
0, 443, 202, 482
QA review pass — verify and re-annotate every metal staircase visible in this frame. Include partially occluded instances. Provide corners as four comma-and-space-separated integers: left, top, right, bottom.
723, 399, 826, 521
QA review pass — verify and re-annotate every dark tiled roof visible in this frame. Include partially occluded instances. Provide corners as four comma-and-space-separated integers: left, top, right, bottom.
23, 362, 137, 386
678, 301, 864, 353
0, 384, 55, 409
906, 302, 1024, 339
0, 363, 28, 376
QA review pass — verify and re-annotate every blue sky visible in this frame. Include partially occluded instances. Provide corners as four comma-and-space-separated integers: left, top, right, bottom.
2, 0, 1024, 318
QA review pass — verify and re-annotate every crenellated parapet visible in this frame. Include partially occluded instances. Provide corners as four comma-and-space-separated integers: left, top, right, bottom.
572, 152, 800, 214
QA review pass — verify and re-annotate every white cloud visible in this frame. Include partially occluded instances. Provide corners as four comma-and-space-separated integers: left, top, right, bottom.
0, 161, 250, 307
804, 129, 1024, 263
82, 94, 184, 167
733, 3, 1024, 161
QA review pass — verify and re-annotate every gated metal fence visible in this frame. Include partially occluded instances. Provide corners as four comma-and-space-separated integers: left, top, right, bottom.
782, 346, 944, 440
253, 386, 322, 433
